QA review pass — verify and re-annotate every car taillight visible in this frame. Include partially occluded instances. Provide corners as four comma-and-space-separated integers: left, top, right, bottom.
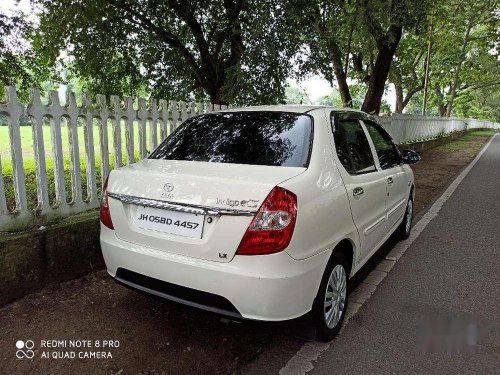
100, 176, 114, 229
236, 186, 297, 255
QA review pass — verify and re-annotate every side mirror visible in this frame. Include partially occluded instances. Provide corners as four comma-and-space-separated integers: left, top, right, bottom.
402, 149, 421, 165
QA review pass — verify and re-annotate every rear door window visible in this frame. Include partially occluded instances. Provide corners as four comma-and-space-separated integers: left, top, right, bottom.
150, 112, 313, 167
332, 118, 376, 175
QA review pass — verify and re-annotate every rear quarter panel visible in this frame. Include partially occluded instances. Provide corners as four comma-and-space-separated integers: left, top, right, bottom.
281, 109, 359, 261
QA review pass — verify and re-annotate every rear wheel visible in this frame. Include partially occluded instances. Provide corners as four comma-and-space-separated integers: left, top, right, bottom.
312, 252, 349, 342
396, 195, 413, 240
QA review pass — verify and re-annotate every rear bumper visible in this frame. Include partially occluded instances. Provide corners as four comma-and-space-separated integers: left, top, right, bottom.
100, 225, 330, 321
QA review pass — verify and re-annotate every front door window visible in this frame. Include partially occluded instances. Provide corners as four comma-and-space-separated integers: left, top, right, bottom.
363, 120, 402, 169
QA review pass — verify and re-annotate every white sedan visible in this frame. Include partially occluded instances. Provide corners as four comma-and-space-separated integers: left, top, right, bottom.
100, 106, 419, 341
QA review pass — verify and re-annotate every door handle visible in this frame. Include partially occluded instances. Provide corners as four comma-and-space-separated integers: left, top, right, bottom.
353, 187, 364, 197
387, 177, 394, 184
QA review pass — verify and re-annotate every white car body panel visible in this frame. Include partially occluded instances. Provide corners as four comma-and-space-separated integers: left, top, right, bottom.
108, 160, 305, 263
100, 105, 414, 321
384, 165, 412, 230
101, 225, 330, 320
280, 109, 357, 261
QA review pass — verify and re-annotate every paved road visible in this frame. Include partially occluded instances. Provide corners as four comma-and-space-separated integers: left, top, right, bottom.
309, 135, 500, 374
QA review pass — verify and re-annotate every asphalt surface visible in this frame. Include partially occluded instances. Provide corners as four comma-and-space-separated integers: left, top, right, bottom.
309, 135, 500, 374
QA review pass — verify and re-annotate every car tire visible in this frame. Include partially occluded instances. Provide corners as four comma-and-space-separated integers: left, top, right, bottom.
312, 252, 349, 342
396, 194, 413, 240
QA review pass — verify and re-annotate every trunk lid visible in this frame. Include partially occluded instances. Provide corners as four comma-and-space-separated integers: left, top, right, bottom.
107, 159, 305, 262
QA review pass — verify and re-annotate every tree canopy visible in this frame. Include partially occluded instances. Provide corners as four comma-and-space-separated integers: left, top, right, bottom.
398, 0, 499, 120
0, 10, 50, 101
289, 0, 430, 113
33, 0, 300, 105
0, 0, 498, 120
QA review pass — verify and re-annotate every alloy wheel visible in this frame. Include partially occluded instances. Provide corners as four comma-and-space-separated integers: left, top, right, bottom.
324, 264, 347, 329
405, 199, 413, 235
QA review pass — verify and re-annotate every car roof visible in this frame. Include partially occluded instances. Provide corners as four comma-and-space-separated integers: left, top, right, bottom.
216, 105, 366, 115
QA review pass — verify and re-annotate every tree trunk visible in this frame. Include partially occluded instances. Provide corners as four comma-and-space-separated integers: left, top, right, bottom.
393, 77, 424, 113
334, 68, 352, 107
422, 10, 435, 116
394, 81, 404, 113
435, 85, 446, 116
209, 86, 228, 106
361, 0, 403, 114
390, 65, 404, 113
362, 29, 402, 114
328, 39, 353, 107
312, 3, 353, 108
445, 21, 473, 117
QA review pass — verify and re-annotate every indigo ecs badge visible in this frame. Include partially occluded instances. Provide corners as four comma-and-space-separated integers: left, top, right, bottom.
214, 198, 259, 208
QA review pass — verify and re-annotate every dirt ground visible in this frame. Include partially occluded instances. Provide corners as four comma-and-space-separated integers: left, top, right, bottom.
0, 131, 495, 375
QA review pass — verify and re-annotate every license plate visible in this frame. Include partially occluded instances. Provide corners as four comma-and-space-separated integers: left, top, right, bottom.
133, 205, 205, 239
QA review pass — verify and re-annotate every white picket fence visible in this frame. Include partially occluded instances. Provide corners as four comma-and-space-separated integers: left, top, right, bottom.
0, 86, 498, 232
378, 114, 500, 144
0, 86, 227, 232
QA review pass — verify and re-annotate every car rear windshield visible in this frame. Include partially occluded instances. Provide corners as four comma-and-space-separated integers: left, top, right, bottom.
149, 111, 313, 167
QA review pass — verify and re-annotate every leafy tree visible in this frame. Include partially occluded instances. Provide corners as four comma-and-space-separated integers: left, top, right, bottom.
429, 0, 499, 117
289, 0, 357, 107
377, 0, 499, 119
474, 88, 500, 123
315, 85, 391, 112
388, 32, 426, 113
33, 0, 299, 105
316, 90, 342, 106
289, 0, 429, 114
355, 0, 428, 114
285, 85, 311, 104
0, 11, 50, 101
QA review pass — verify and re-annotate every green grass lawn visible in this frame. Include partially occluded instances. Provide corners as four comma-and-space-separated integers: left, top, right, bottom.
435, 129, 498, 152
1, 124, 169, 211
0, 124, 166, 165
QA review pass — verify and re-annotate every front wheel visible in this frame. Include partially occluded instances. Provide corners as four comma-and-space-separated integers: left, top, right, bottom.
312, 253, 349, 342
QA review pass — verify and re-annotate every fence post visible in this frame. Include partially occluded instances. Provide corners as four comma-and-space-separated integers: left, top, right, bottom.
0, 152, 7, 216
47, 90, 68, 210
66, 90, 84, 206
96, 94, 110, 188
401, 116, 408, 144
159, 99, 169, 142
205, 102, 214, 113
27, 88, 50, 212
149, 98, 159, 151
81, 93, 98, 205
124, 97, 135, 165
195, 102, 203, 116
170, 100, 180, 131
5, 87, 28, 214
137, 98, 148, 158
189, 102, 196, 119
110, 95, 122, 169
179, 101, 188, 123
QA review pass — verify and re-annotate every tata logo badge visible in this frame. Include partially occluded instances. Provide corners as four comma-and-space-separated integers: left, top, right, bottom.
163, 183, 174, 192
